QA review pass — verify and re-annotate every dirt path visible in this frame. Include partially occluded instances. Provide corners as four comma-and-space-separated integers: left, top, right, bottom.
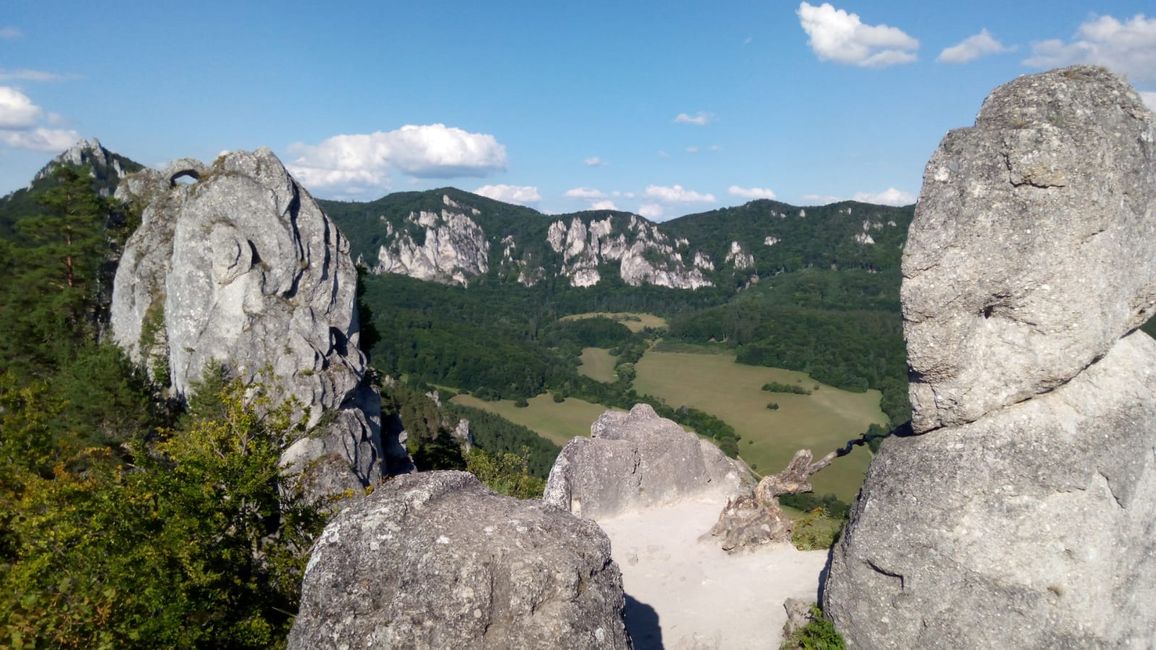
596, 489, 829, 649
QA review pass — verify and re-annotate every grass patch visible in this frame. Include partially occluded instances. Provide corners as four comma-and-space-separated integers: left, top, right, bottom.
633, 347, 886, 502
450, 393, 616, 447
560, 311, 668, 333
577, 347, 618, 383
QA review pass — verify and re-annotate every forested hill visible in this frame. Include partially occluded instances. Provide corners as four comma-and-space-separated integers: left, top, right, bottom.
662, 200, 912, 277
320, 186, 915, 294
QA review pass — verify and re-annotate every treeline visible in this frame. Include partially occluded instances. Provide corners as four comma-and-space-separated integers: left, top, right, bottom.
444, 403, 561, 479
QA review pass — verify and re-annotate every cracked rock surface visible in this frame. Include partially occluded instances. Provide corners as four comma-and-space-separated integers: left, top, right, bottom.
288, 471, 630, 649
543, 404, 751, 520
824, 66, 1156, 648
111, 149, 408, 500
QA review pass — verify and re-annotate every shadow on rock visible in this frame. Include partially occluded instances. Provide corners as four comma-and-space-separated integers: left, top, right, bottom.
625, 594, 663, 650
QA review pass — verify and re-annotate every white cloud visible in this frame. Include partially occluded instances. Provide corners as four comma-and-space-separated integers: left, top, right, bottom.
645, 184, 717, 203
1141, 91, 1156, 112
685, 146, 700, 154
591, 200, 618, 211
1025, 14, 1156, 85
565, 187, 606, 199
728, 185, 777, 200
287, 124, 507, 192
583, 156, 607, 166
0, 27, 21, 40
802, 193, 842, 205
0, 86, 43, 128
0, 127, 81, 151
0, 68, 67, 82
938, 29, 1011, 64
853, 187, 916, 206
474, 184, 541, 206
797, 2, 919, 67
638, 203, 665, 220
674, 111, 713, 126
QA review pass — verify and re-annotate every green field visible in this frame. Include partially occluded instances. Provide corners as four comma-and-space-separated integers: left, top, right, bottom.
560, 311, 668, 332
578, 347, 618, 382
634, 348, 886, 501
450, 393, 616, 447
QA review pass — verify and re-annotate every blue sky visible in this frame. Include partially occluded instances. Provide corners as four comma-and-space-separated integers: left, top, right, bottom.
1, 1, 1154, 219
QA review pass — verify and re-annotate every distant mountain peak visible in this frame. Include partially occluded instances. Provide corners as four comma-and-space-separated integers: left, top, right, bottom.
30, 138, 143, 197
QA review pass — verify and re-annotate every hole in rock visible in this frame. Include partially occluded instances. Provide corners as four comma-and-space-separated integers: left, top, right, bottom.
981, 305, 995, 319
170, 170, 200, 187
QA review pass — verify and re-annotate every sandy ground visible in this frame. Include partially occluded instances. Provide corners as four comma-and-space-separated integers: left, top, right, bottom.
596, 489, 829, 650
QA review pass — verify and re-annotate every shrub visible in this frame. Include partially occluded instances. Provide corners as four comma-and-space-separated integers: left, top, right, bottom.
780, 604, 845, 649
766, 402, 780, 410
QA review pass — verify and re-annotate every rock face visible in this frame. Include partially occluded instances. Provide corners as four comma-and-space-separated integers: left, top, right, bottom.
374, 206, 491, 286
543, 404, 750, 519
902, 66, 1156, 433
111, 149, 407, 497
824, 66, 1156, 648
288, 471, 630, 649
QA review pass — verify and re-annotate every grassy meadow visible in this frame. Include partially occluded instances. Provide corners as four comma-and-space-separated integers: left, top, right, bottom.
633, 346, 886, 501
578, 347, 618, 382
560, 311, 668, 333
450, 393, 615, 447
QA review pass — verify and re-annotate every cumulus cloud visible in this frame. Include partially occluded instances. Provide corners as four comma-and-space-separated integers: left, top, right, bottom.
0, 86, 43, 128
797, 2, 919, 67
0, 27, 21, 40
591, 200, 618, 211
853, 187, 916, 206
583, 156, 607, 166
637, 203, 665, 220
938, 29, 1011, 63
564, 187, 606, 199
674, 111, 713, 126
644, 184, 717, 203
1142, 91, 1156, 112
0, 127, 81, 151
474, 184, 540, 206
728, 185, 777, 200
0, 68, 67, 82
802, 193, 842, 205
1025, 14, 1156, 85
287, 124, 507, 192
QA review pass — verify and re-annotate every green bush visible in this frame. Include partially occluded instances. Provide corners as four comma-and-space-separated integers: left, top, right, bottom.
781, 604, 845, 649
766, 402, 780, 410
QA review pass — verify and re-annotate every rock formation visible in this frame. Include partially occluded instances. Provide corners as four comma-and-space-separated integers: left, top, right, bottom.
824, 66, 1156, 648
709, 448, 835, 552
110, 149, 408, 498
288, 471, 630, 649
543, 404, 750, 519
373, 206, 491, 286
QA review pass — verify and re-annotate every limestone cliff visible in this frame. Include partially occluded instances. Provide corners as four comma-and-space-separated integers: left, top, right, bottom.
824, 66, 1156, 648
111, 149, 408, 499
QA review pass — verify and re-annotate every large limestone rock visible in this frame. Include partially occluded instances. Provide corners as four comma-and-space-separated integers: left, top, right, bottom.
288, 471, 630, 649
111, 149, 407, 497
902, 66, 1156, 433
543, 404, 751, 519
824, 66, 1156, 648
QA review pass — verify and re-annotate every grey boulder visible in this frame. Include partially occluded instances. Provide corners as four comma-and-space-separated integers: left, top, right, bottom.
902, 66, 1156, 433
543, 403, 751, 519
288, 471, 631, 649
825, 332, 1156, 648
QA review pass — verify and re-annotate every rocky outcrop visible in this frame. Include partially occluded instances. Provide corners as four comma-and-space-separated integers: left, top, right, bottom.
111, 149, 407, 499
902, 66, 1156, 433
824, 66, 1156, 648
374, 206, 490, 287
32, 138, 136, 197
544, 214, 714, 290
288, 471, 630, 649
543, 404, 750, 519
